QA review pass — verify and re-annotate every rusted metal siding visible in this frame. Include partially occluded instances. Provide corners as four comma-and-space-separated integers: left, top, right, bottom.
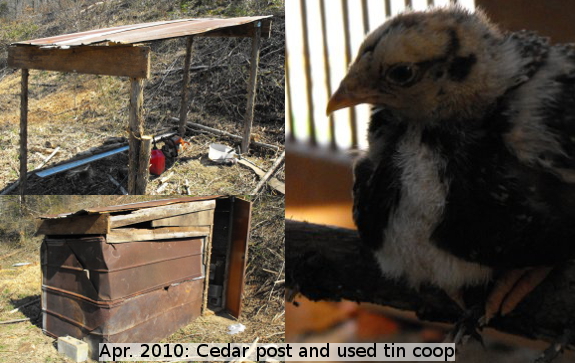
42, 236, 204, 300
16, 16, 272, 47
41, 233, 207, 355
39, 196, 252, 356
43, 278, 203, 355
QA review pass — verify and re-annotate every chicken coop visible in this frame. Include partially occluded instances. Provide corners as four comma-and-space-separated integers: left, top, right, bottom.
37, 196, 251, 356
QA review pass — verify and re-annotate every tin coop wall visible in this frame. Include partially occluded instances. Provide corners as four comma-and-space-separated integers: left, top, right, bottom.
38, 197, 251, 356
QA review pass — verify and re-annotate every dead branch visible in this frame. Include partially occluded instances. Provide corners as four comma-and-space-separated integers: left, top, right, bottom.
286, 219, 575, 346
173, 118, 280, 151
107, 174, 128, 195
0, 318, 30, 324
237, 159, 284, 195
35, 147, 60, 169
252, 151, 285, 194
9, 298, 39, 314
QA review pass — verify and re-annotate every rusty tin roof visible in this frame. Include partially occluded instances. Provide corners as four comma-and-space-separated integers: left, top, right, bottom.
16, 16, 272, 47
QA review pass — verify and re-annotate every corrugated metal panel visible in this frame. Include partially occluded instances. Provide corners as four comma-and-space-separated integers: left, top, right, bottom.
16, 16, 272, 47
42, 236, 205, 300
43, 278, 203, 356
41, 234, 207, 358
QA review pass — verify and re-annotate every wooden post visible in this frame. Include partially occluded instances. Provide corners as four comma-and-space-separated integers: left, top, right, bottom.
19, 69, 29, 197
241, 22, 262, 154
128, 78, 145, 195
178, 36, 194, 136
136, 135, 152, 195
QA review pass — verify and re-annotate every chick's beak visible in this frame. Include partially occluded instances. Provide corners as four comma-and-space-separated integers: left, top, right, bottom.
326, 79, 369, 115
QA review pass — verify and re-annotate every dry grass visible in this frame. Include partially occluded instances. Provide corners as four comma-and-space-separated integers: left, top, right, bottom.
0, 247, 59, 363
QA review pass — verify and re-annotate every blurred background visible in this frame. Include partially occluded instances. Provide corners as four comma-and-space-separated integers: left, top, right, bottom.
286, 0, 575, 361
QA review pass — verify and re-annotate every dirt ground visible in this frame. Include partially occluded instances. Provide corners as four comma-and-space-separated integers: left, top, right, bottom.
0, 194, 284, 363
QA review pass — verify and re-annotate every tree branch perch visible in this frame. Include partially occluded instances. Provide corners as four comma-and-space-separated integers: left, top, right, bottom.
286, 219, 575, 348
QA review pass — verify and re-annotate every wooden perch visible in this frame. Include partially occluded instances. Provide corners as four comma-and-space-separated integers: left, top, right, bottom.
286, 219, 575, 347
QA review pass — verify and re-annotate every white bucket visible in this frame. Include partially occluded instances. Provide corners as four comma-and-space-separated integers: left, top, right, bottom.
208, 143, 236, 162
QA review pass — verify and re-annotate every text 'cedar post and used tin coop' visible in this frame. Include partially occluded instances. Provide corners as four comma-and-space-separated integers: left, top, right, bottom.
8, 16, 272, 195
36, 196, 251, 357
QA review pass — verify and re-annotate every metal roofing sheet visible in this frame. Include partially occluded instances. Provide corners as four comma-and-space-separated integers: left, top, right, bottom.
16, 16, 271, 47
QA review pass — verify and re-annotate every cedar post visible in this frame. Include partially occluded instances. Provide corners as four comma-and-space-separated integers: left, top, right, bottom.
178, 36, 194, 136
19, 68, 29, 197
136, 135, 152, 194
128, 77, 146, 195
241, 22, 262, 154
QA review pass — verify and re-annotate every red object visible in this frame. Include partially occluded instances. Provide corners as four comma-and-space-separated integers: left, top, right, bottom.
149, 148, 165, 175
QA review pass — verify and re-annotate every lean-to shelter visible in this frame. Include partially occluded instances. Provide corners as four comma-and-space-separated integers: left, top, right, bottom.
8, 16, 273, 194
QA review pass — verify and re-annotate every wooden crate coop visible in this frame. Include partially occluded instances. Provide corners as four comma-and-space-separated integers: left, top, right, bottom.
37, 196, 251, 355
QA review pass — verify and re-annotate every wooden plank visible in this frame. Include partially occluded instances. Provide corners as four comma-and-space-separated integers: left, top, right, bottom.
201, 19, 272, 39
136, 135, 152, 195
19, 68, 28, 197
225, 198, 252, 318
151, 209, 215, 227
8, 45, 151, 78
178, 36, 194, 136
107, 226, 211, 243
241, 24, 262, 153
110, 200, 216, 228
37, 214, 111, 235
128, 77, 145, 194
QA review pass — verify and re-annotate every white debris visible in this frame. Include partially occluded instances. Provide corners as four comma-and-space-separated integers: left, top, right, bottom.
227, 323, 246, 335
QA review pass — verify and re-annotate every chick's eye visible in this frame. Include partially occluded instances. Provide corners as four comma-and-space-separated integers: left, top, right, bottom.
386, 64, 416, 85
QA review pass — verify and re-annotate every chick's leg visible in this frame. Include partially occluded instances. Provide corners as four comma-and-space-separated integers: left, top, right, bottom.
483, 267, 553, 324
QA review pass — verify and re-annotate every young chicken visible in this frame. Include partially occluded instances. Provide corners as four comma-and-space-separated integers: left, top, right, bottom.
327, 5, 575, 337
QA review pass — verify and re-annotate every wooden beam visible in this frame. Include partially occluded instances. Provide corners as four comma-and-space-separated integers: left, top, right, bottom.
136, 135, 152, 195
241, 22, 262, 154
107, 226, 211, 243
37, 214, 111, 235
8, 45, 151, 78
151, 209, 215, 227
286, 219, 575, 349
19, 68, 28, 197
201, 19, 272, 39
110, 200, 216, 228
128, 78, 145, 195
179, 36, 194, 136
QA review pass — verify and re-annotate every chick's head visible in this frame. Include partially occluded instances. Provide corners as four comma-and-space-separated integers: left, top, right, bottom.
327, 7, 512, 122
